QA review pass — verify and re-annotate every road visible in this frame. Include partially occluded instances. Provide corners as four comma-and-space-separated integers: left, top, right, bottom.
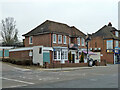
1, 62, 119, 88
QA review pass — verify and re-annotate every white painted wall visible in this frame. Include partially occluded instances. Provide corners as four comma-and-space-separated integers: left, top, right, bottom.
33, 46, 43, 66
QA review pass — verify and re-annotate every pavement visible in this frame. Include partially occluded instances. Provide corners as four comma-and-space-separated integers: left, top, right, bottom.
1, 61, 119, 88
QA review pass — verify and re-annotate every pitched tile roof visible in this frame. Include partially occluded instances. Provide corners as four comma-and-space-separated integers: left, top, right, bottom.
92, 24, 120, 40
23, 20, 86, 38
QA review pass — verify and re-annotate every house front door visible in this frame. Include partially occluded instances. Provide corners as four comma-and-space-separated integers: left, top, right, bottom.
72, 54, 75, 63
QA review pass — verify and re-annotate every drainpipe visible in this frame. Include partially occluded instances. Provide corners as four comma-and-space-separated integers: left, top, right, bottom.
51, 33, 52, 47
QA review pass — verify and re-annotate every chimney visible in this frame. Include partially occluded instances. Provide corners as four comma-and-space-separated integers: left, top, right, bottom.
108, 22, 112, 26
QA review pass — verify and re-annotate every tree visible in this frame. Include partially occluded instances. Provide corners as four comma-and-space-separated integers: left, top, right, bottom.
1, 17, 19, 46
80, 51, 84, 63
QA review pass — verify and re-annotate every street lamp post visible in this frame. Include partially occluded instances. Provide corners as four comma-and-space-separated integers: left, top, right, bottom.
85, 34, 91, 63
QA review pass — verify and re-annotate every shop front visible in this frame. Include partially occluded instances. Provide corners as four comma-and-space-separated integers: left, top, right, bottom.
114, 47, 120, 64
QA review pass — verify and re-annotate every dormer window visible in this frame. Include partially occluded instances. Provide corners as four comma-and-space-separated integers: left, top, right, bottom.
29, 36, 33, 44
115, 31, 118, 37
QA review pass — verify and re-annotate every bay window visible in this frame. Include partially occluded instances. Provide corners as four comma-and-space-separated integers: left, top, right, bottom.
53, 50, 68, 60
107, 40, 113, 49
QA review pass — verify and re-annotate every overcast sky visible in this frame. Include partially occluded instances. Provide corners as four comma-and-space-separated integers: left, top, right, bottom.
0, 0, 119, 41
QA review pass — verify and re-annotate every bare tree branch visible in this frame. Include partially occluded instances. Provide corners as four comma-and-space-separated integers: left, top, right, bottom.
0, 17, 19, 46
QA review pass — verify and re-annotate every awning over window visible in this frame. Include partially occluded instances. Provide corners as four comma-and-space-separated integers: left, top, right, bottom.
82, 51, 97, 55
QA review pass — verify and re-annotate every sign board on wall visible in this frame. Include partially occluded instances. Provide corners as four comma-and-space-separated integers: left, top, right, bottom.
29, 51, 32, 56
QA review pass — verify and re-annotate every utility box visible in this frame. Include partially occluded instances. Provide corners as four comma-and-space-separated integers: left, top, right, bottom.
33, 46, 43, 66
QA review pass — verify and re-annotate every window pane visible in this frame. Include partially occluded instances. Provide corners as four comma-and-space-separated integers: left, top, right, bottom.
82, 38, 84, 46
53, 34, 56, 43
64, 36, 66, 44
65, 51, 67, 59
115, 31, 118, 37
39, 48, 42, 54
58, 35, 62, 43
107, 40, 113, 49
29, 36, 33, 44
54, 51, 57, 59
116, 41, 119, 47
62, 51, 64, 59
77, 38, 80, 45
58, 51, 61, 59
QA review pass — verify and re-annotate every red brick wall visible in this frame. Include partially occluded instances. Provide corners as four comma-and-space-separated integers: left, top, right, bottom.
52, 34, 69, 47
101, 40, 114, 64
89, 37, 114, 64
9, 50, 31, 60
25, 34, 51, 47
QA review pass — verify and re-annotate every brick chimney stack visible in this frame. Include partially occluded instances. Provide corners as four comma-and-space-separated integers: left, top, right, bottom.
108, 22, 112, 26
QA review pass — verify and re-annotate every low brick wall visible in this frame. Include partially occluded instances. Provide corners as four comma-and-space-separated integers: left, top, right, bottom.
44, 61, 107, 68
46, 63, 88, 68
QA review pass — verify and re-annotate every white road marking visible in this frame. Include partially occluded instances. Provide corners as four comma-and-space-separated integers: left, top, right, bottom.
10, 84, 27, 88
14, 67, 30, 71
1, 77, 34, 84
57, 78, 59, 79
39, 79, 42, 80
90, 79, 97, 81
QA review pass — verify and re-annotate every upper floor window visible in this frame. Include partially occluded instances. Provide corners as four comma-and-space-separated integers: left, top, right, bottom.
77, 38, 80, 46
81, 38, 85, 46
53, 34, 56, 43
58, 35, 62, 44
29, 36, 33, 44
115, 41, 119, 47
115, 31, 119, 37
63, 36, 67, 44
107, 40, 113, 49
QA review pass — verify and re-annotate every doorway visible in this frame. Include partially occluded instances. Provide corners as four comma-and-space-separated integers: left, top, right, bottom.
72, 54, 75, 63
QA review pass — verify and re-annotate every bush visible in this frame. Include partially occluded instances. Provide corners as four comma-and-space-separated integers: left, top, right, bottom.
2, 58, 11, 62
22, 59, 32, 66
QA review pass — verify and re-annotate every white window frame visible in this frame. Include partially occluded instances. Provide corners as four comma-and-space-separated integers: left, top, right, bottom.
77, 37, 80, 46
115, 41, 119, 47
53, 34, 56, 43
63, 36, 67, 44
81, 38, 85, 46
29, 36, 33, 44
106, 40, 113, 49
58, 35, 62, 44
53, 50, 68, 61
62, 50, 68, 60
57, 51, 61, 60
115, 31, 119, 37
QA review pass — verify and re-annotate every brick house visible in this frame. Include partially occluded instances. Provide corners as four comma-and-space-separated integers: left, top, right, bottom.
89, 22, 120, 64
10, 20, 86, 65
